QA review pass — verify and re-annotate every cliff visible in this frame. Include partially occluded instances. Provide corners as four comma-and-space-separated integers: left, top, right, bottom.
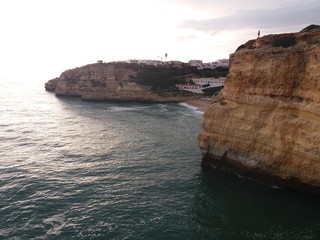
45, 62, 194, 102
198, 25, 320, 193
44, 78, 59, 92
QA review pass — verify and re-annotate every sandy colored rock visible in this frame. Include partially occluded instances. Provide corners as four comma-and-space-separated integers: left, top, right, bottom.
46, 62, 193, 103
198, 25, 320, 193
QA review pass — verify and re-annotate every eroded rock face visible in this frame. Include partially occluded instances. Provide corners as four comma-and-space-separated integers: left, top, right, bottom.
44, 78, 59, 92
198, 26, 320, 193
54, 63, 139, 98
45, 62, 191, 102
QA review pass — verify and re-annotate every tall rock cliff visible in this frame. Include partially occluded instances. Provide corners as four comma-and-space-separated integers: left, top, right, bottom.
198, 25, 320, 193
45, 62, 192, 102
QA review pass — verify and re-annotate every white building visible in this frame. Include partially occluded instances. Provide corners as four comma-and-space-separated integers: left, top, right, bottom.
127, 59, 140, 64
211, 59, 229, 68
188, 59, 229, 69
188, 60, 203, 68
176, 77, 226, 94
175, 84, 203, 94
192, 77, 225, 87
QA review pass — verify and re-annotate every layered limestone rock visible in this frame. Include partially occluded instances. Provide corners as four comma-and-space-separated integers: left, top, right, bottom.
54, 63, 136, 98
46, 62, 191, 102
44, 78, 59, 92
198, 25, 320, 192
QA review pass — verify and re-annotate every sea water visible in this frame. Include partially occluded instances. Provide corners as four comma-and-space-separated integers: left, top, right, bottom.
0, 79, 319, 240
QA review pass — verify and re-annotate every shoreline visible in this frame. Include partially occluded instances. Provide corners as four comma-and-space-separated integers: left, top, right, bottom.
183, 98, 212, 112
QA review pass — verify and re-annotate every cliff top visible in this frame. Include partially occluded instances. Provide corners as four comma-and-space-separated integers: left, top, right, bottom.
199, 24, 320, 193
236, 24, 320, 52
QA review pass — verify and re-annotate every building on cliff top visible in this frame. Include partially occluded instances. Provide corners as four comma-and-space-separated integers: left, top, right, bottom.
176, 77, 225, 94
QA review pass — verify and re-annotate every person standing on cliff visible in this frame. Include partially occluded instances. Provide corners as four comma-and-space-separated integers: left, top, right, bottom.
258, 30, 260, 38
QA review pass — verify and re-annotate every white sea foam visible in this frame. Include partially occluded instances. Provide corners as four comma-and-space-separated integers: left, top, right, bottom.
43, 213, 67, 236
178, 102, 204, 115
110, 106, 139, 112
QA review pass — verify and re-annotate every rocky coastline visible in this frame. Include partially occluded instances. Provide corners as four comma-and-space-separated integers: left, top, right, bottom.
45, 62, 206, 103
198, 25, 320, 193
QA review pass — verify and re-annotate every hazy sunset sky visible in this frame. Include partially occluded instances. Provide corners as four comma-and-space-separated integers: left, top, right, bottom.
0, 0, 319, 81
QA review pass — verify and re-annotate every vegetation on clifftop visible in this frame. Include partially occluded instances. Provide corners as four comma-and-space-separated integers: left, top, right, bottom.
132, 65, 228, 90
271, 34, 296, 48
301, 24, 320, 32
133, 65, 192, 89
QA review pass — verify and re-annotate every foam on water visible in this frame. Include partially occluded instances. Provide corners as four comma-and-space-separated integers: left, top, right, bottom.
178, 102, 204, 116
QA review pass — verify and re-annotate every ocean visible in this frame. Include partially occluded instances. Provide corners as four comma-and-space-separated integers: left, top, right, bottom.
0, 79, 319, 240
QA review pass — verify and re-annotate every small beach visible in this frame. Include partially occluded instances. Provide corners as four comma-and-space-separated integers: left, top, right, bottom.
184, 98, 212, 112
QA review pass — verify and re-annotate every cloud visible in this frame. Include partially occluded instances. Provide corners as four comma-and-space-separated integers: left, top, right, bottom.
180, 1, 320, 34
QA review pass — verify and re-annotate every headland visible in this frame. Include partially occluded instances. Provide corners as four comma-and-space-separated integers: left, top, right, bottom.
45, 61, 227, 104
198, 24, 320, 193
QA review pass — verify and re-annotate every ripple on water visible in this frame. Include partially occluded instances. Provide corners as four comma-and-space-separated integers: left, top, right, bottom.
0, 81, 320, 239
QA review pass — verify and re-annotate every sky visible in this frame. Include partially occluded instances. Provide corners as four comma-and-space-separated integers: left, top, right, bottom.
0, 0, 319, 82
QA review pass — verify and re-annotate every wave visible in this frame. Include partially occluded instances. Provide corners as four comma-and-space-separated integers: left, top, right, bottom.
109, 105, 153, 113
109, 106, 141, 112
178, 103, 204, 115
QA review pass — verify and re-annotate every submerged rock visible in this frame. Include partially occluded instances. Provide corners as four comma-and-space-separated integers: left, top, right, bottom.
198, 25, 320, 193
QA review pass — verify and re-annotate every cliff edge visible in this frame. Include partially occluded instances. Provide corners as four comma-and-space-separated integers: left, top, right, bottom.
198, 25, 320, 193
